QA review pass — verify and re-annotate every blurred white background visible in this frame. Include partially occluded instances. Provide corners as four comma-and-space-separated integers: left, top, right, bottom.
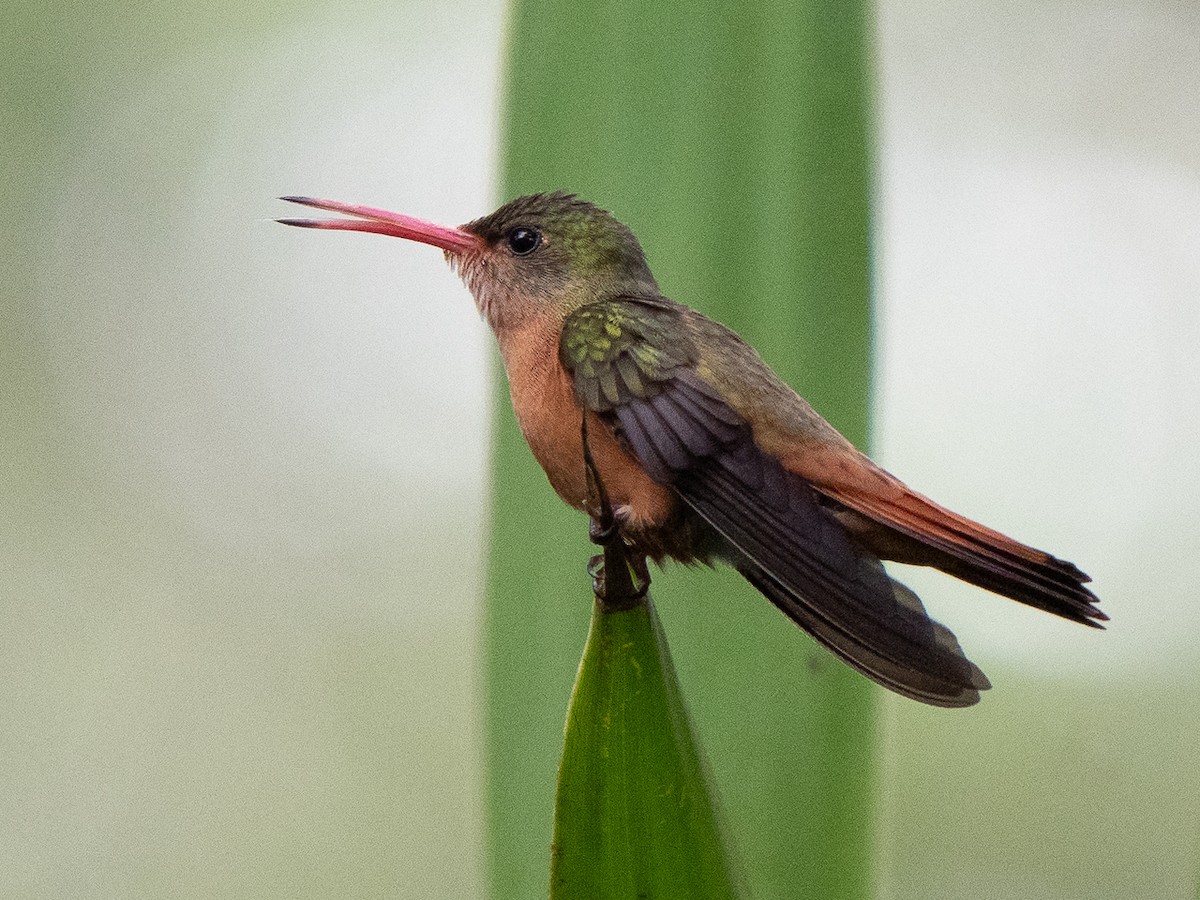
2, 0, 1197, 897
873, 4, 1199, 897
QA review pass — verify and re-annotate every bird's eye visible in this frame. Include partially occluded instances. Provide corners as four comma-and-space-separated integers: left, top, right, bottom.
506, 226, 541, 256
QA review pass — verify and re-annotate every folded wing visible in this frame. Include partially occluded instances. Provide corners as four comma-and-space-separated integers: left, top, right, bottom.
561, 298, 991, 706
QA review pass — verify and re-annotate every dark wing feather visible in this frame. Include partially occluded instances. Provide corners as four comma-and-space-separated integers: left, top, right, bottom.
560, 298, 990, 706
623, 377, 989, 707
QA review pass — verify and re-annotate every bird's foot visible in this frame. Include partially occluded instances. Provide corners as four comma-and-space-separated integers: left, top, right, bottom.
588, 549, 650, 609
587, 553, 606, 596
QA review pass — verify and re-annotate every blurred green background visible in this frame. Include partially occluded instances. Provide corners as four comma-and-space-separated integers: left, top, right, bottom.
3, 1, 1198, 897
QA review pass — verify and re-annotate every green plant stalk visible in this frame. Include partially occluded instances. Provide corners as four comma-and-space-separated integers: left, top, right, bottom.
551, 593, 740, 900
487, 2, 877, 898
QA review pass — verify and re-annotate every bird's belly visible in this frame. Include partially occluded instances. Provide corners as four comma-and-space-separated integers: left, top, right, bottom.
501, 335, 675, 533
520, 394, 675, 531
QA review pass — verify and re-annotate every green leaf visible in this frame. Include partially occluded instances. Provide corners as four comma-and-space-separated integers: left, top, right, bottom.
551, 596, 740, 900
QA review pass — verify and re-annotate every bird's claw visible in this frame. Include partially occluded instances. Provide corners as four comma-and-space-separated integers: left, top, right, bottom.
588, 552, 650, 608
587, 553, 606, 597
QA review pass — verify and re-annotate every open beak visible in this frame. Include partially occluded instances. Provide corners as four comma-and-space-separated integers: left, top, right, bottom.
277, 196, 481, 255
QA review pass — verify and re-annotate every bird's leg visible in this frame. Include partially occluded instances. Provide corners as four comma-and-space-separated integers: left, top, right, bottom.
582, 413, 618, 546
581, 414, 649, 610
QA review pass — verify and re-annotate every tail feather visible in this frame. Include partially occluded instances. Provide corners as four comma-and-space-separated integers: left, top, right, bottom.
820, 479, 1105, 627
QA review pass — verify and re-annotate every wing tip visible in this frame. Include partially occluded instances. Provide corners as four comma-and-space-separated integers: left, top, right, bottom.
736, 563, 991, 709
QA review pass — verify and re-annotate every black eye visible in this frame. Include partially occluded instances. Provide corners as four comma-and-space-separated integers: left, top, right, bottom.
506, 226, 541, 256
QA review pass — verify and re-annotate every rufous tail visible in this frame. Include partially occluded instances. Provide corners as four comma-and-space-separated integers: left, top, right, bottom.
818, 477, 1105, 628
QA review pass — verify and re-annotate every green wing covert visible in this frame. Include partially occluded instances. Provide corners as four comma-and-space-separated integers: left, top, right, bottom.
558, 297, 695, 412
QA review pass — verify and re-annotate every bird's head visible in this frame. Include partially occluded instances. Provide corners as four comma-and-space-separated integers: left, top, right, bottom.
279, 192, 659, 333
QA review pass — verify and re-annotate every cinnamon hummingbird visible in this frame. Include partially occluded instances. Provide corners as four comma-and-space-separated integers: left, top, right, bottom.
278, 192, 1104, 708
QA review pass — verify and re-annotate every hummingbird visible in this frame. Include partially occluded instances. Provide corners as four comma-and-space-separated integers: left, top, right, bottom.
278, 192, 1104, 707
